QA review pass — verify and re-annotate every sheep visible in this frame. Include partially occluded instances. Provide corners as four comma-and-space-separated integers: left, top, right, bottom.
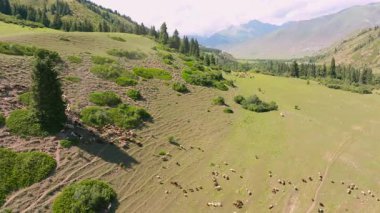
302, 178, 307, 183
269, 204, 274, 210
230, 168, 236, 173
280, 112, 285, 117
215, 186, 222, 191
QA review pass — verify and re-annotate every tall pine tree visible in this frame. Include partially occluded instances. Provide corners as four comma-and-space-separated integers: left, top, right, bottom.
159, 22, 169, 44
0, 0, 12, 15
329, 57, 336, 78
32, 50, 66, 133
169, 29, 181, 50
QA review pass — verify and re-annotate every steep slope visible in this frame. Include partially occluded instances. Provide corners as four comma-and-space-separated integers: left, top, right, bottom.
7, 0, 137, 32
195, 20, 279, 48
315, 27, 380, 73
226, 2, 380, 59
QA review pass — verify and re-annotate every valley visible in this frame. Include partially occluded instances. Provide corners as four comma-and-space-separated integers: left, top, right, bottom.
0, 0, 380, 212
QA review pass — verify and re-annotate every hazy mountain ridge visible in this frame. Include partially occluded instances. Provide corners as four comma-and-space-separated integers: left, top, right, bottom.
195, 20, 279, 48
198, 2, 380, 59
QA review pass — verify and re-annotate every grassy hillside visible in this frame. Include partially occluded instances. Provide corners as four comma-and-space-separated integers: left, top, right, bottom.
6, 0, 137, 32
315, 27, 380, 73
225, 3, 380, 59
1, 20, 380, 213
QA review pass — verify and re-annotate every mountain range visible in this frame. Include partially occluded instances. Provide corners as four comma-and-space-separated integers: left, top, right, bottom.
197, 2, 380, 59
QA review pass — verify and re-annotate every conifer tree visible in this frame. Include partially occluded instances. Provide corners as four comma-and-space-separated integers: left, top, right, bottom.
329, 57, 336, 78
31, 50, 66, 133
291, 61, 299, 77
169, 29, 181, 50
0, 0, 12, 15
159, 22, 169, 44
179, 36, 190, 54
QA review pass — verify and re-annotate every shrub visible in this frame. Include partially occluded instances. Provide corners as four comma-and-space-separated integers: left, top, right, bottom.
91, 56, 115, 65
236, 95, 278, 113
52, 179, 116, 213
89, 91, 121, 107
64, 76, 81, 83
0, 42, 36, 56
212, 96, 225, 106
80, 106, 112, 127
182, 69, 228, 91
81, 104, 151, 129
60, 139, 77, 148
108, 104, 151, 129
159, 151, 167, 156
107, 49, 146, 60
0, 148, 56, 206
18, 92, 33, 106
126, 89, 142, 101
133, 67, 172, 80
6, 109, 47, 136
67, 55, 82, 64
234, 95, 245, 104
172, 83, 189, 93
91, 64, 123, 80
0, 113, 5, 127
110, 36, 126, 42
223, 108, 234, 114
115, 77, 138, 86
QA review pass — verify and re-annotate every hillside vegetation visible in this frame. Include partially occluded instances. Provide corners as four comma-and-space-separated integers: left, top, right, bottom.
315, 26, 380, 73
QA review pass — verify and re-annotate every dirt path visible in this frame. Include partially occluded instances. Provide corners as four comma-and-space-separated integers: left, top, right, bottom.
305, 135, 354, 213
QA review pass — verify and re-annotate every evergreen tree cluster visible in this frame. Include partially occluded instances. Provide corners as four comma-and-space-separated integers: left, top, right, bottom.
252, 58, 375, 85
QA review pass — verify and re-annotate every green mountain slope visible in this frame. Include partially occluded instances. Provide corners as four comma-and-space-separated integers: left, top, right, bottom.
315, 27, 380, 73
5, 0, 138, 32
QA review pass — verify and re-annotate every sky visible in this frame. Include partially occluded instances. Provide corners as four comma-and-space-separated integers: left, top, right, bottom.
91, 0, 380, 36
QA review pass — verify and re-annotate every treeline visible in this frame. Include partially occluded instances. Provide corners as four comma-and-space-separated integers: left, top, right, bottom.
252, 58, 376, 85
153, 22, 201, 58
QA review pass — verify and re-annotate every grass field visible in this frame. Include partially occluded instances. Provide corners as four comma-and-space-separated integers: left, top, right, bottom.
1, 21, 380, 212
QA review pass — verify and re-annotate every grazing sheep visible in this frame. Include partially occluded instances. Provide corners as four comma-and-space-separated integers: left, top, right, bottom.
233, 200, 244, 209
248, 191, 252, 196
230, 168, 236, 173
165, 190, 169, 194
294, 186, 299, 191
302, 179, 307, 183
347, 189, 352, 195
309, 177, 313, 181
318, 209, 324, 213
319, 202, 324, 207
215, 186, 222, 191
280, 112, 285, 117
269, 204, 274, 210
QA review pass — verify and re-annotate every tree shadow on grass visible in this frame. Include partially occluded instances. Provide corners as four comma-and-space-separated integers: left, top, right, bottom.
61, 121, 139, 168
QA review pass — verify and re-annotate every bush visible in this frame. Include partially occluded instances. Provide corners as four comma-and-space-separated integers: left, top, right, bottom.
67, 55, 82, 64
64, 76, 81, 83
234, 95, 245, 104
108, 104, 151, 129
126, 89, 142, 101
110, 36, 126, 42
91, 64, 123, 80
0, 113, 5, 127
80, 106, 112, 127
91, 56, 115, 65
81, 105, 151, 129
159, 151, 167, 156
0, 148, 56, 206
18, 92, 33, 106
182, 69, 228, 91
115, 77, 138, 86
107, 49, 146, 59
223, 108, 234, 114
89, 91, 121, 107
52, 179, 116, 213
60, 139, 77, 148
0, 42, 36, 56
6, 109, 47, 136
236, 95, 278, 113
172, 83, 189, 93
212, 96, 225, 105
133, 67, 172, 80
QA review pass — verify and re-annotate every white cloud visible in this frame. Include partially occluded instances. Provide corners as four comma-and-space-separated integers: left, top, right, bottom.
91, 0, 380, 36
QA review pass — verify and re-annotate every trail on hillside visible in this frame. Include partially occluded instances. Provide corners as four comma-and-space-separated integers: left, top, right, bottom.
305, 135, 354, 213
